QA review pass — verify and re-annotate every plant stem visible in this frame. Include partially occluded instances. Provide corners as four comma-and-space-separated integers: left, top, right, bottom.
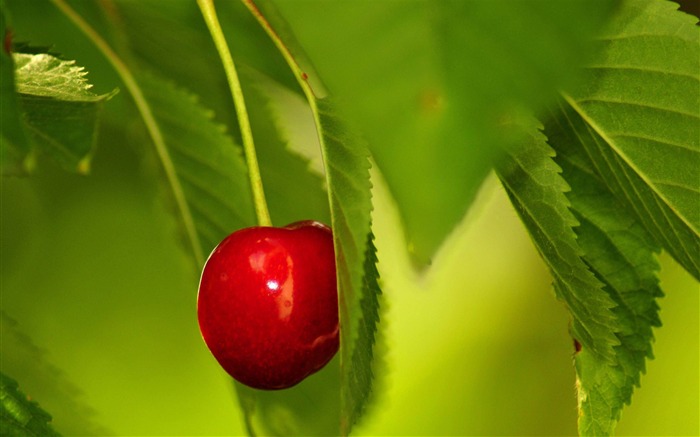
50, 0, 205, 267
197, 0, 272, 227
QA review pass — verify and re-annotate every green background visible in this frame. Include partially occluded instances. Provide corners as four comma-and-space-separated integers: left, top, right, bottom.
1, 0, 698, 435
2, 140, 697, 435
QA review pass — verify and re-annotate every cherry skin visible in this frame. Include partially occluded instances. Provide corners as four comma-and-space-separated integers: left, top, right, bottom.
197, 220, 339, 390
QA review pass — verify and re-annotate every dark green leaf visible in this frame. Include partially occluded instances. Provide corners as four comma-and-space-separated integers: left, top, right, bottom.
495, 116, 619, 361
1, 5, 32, 175
110, 0, 297, 136
561, 0, 700, 279
12, 52, 116, 174
1, 372, 61, 437
341, 233, 382, 433
138, 73, 255, 262
315, 97, 380, 435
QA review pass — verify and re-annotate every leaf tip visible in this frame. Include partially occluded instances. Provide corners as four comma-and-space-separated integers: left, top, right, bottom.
76, 156, 91, 174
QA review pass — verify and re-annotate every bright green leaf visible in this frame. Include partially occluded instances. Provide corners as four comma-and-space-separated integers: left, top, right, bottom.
495, 116, 619, 362
14, 53, 102, 101
138, 73, 255, 262
1, 372, 61, 437
561, 0, 700, 280
553, 148, 662, 437
274, 0, 618, 265
12, 52, 115, 174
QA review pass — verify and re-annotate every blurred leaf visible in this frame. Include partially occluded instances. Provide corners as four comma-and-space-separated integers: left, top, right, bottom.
243, 71, 330, 226
0, 4, 33, 175
233, 355, 340, 436
0, 372, 61, 436
552, 142, 663, 436
274, 0, 618, 265
0, 312, 110, 436
108, 0, 297, 136
248, 70, 324, 176
560, 0, 700, 280
138, 73, 255, 261
110, 0, 328, 227
12, 52, 116, 174
495, 116, 619, 361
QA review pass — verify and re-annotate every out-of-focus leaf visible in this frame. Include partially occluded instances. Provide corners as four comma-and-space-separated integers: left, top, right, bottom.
274, 0, 618, 265
560, 0, 700, 280
0, 371, 61, 436
242, 71, 329, 226
138, 73, 255, 262
107, 0, 296, 135
0, 312, 110, 436
109, 0, 327, 230
495, 116, 619, 361
12, 52, 116, 174
248, 70, 324, 176
0, 5, 33, 175
234, 355, 340, 436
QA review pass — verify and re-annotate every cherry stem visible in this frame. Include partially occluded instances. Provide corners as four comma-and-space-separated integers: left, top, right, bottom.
197, 0, 272, 227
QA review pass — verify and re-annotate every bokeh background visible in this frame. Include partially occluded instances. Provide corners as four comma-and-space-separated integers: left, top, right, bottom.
2, 0, 698, 435
2, 142, 697, 435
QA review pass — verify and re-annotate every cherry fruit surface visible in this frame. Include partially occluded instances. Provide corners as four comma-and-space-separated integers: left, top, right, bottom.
197, 220, 339, 390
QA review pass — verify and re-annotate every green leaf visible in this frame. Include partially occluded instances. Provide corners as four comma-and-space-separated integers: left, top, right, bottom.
110, 0, 297, 136
314, 97, 380, 434
561, 0, 700, 280
232, 95, 380, 437
237, 2, 383, 433
138, 73, 255, 261
13, 52, 116, 174
233, 355, 340, 436
247, 70, 324, 176
242, 71, 330, 226
0, 5, 33, 175
342, 232, 383, 432
0, 312, 110, 435
552, 146, 662, 436
1, 372, 61, 436
274, 0, 618, 265
495, 116, 619, 362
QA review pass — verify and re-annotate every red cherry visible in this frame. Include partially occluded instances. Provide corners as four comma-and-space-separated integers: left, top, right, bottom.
197, 220, 339, 390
